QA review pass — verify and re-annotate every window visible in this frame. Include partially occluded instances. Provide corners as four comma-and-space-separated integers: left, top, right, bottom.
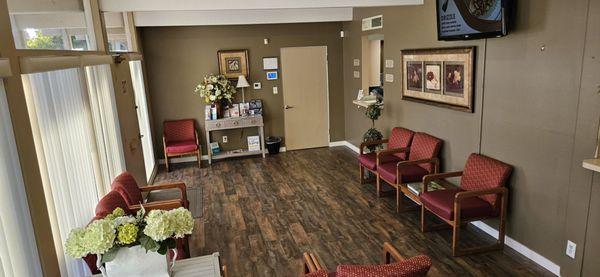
8, 0, 97, 51
130, 61, 155, 181
103, 12, 132, 52
0, 80, 43, 277
22, 64, 125, 276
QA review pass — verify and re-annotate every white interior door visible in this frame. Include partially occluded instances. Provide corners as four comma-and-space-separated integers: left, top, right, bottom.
129, 60, 155, 181
281, 46, 329, 150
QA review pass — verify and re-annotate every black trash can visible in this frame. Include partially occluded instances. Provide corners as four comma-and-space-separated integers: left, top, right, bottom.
265, 136, 282, 155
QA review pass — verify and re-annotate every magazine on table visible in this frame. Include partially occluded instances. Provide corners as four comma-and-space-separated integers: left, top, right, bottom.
407, 181, 447, 195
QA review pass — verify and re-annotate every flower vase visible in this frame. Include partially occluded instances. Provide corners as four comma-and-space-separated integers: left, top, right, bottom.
99, 245, 177, 277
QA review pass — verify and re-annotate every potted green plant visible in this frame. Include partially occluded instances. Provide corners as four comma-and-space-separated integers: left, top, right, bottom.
194, 74, 237, 119
65, 207, 194, 277
363, 104, 383, 152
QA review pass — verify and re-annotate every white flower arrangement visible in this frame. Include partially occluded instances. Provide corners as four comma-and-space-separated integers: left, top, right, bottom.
194, 74, 236, 104
65, 207, 194, 264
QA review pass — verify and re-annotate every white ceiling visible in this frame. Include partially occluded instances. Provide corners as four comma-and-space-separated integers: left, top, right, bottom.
100, 0, 423, 27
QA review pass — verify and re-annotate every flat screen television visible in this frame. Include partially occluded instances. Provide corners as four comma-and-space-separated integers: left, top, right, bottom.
436, 0, 511, 41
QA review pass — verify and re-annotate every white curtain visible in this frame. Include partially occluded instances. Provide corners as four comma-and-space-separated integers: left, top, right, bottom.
85, 64, 126, 194
0, 80, 43, 277
23, 68, 101, 277
129, 61, 155, 181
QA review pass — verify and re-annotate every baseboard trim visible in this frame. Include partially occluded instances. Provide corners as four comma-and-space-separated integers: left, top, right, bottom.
158, 147, 287, 165
335, 140, 561, 276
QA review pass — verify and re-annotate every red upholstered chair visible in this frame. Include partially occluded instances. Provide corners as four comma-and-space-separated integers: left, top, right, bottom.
111, 172, 189, 210
303, 242, 431, 277
377, 132, 443, 212
163, 119, 201, 171
358, 127, 415, 190
419, 153, 513, 256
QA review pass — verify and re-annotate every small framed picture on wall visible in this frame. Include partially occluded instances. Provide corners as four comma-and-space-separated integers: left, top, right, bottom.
262, 57, 279, 70
218, 49, 249, 79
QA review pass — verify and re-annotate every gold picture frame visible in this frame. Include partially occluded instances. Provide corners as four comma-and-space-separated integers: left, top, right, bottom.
401, 47, 475, 112
218, 49, 249, 79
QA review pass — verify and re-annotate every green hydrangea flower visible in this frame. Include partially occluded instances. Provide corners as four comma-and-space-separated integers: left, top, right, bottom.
169, 208, 194, 238
65, 228, 89, 258
83, 218, 116, 254
105, 207, 126, 220
143, 210, 173, 242
117, 223, 139, 245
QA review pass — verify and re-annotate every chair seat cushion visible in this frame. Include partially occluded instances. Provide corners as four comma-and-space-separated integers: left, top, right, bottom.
166, 140, 198, 154
336, 255, 431, 277
359, 153, 401, 171
420, 189, 495, 221
304, 270, 335, 277
377, 163, 429, 184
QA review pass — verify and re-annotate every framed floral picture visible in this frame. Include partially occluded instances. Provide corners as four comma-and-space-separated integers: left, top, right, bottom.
401, 47, 475, 112
218, 49, 249, 79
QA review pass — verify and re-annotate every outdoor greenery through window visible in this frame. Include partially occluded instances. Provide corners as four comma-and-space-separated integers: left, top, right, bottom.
7, 0, 96, 51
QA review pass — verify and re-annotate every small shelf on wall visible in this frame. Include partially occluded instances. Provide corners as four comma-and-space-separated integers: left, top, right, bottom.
583, 159, 600, 173
352, 100, 383, 109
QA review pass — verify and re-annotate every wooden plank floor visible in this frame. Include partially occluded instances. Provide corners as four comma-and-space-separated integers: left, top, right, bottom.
154, 147, 553, 277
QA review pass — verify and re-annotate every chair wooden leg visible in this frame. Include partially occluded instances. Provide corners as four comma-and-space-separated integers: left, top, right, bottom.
376, 174, 381, 198
165, 153, 170, 172
197, 150, 202, 168
359, 165, 365, 184
421, 206, 426, 232
396, 186, 402, 213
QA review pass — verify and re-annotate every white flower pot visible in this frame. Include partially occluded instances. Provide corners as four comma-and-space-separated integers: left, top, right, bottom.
99, 246, 176, 277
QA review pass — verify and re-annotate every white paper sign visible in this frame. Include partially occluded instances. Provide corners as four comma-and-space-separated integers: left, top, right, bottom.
263, 57, 278, 70
385, 74, 394, 83
385, 59, 394, 68
247, 136, 261, 152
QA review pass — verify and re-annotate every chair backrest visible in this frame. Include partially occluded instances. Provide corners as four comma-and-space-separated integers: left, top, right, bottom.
387, 127, 415, 160
111, 172, 143, 206
94, 190, 131, 219
460, 153, 513, 210
407, 132, 443, 173
164, 119, 196, 143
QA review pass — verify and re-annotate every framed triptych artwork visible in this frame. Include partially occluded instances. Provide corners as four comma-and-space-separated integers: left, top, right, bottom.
401, 47, 475, 112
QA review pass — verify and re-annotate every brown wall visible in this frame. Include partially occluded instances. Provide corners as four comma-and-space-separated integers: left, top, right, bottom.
343, 1, 599, 275
141, 22, 345, 156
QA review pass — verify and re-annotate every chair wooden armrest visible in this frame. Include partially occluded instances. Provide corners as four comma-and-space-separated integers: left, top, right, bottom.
455, 187, 508, 202
382, 242, 405, 264
423, 171, 463, 193
140, 182, 188, 204
376, 147, 410, 165
360, 139, 389, 154
129, 199, 183, 212
303, 252, 326, 274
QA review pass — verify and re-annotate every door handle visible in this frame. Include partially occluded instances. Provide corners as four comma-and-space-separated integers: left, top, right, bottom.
284, 105, 294, 110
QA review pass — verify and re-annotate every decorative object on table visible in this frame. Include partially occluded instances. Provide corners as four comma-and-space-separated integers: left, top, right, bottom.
266, 71, 278, 80
195, 74, 236, 119
204, 106, 212, 121
362, 104, 383, 152
65, 207, 194, 277
236, 75, 250, 102
210, 142, 221, 155
163, 119, 201, 171
230, 104, 240, 118
217, 49, 249, 79
239, 103, 250, 117
249, 99, 263, 116
356, 89, 365, 100
262, 57, 278, 70
223, 108, 231, 118
401, 47, 475, 112
247, 135, 261, 152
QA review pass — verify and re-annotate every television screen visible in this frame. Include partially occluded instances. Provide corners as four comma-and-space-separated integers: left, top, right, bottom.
437, 0, 510, 40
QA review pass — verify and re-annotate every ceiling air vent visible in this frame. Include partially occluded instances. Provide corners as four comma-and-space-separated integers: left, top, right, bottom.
362, 15, 383, 31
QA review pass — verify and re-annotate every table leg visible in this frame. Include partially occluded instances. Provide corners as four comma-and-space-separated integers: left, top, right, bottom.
206, 129, 212, 165
259, 126, 266, 158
